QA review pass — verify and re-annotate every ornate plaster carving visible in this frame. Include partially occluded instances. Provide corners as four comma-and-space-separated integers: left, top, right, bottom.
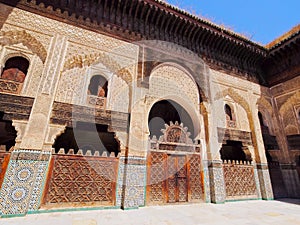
12, 120, 28, 149
214, 88, 250, 113
63, 53, 132, 84
0, 30, 47, 63
45, 124, 66, 146
279, 91, 300, 116
257, 96, 273, 115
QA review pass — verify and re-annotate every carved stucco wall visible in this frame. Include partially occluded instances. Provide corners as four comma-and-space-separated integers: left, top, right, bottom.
271, 76, 300, 136
55, 67, 87, 105
0, 38, 46, 98
279, 91, 300, 135
149, 65, 199, 107
210, 70, 265, 163
256, 88, 290, 163
257, 95, 275, 132
1, 7, 137, 57
127, 64, 202, 157
147, 64, 202, 139
271, 76, 300, 165
0, 6, 137, 105
109, 76, 130, 113
0, 7, 138, 152
55, 63, 130, 113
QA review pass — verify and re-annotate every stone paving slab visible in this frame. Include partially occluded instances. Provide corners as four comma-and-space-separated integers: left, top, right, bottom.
1, 199, 300, 225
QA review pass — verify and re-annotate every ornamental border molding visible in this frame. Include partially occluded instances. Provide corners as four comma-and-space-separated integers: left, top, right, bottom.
0, 30, 47, 63
63, 52, 132, 84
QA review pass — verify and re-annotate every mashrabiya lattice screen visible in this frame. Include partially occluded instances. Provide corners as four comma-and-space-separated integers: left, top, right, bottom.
43, 150, 118, 207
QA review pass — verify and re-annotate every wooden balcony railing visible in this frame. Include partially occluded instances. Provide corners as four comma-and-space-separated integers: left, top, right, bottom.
87, 95, 106, 109
0, 79, 23, 94
226, 119, 236, 128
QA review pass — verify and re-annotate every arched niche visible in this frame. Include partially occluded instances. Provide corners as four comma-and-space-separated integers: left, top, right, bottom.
220, 140, 251, 162
148, 99, 196, 141
87, 75, 108, 97
0, 56, 30, 94
224, 103, 237, 128
53, 122, 120, 157
225, 104, 233, 121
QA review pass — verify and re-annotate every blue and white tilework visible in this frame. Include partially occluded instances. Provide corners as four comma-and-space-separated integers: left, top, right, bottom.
0, 150, 50, 215
117, 156, 147, 209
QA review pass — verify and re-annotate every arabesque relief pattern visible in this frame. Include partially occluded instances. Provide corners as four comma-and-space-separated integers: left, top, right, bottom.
150, 65, 199, 107
148, 152, 165, 204
189, 154, 203, 201
0, 30, 47, 63
44, 153, 118, 206
223, 161, 257, 199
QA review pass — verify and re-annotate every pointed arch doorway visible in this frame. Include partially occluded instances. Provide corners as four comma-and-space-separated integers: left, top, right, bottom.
146, 100, 204, 205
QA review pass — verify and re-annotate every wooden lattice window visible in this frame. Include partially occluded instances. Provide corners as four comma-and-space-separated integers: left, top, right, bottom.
224, 104, 236, 128
225, 104, 232, 120
86, 75, 108, 108
87, 75, 108, 97
0, 56, 29, 94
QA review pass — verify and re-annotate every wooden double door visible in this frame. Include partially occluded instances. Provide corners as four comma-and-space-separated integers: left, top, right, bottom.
166, 154, 188, 203
147, 152, 203, 205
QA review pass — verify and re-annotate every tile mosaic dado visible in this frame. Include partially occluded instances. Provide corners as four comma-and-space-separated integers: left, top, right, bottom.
0, 150, 50, 215
117, 156, 147, 209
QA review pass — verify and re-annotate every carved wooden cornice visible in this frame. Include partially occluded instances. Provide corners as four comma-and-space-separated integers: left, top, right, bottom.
1, 0, 299, 86
50, 102, 129, 132
262, 33, 300, 86
1, 0, 268, 83
0, 93, 34, 120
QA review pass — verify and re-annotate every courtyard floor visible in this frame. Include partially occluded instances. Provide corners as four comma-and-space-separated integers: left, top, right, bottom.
1, 199, 300, 225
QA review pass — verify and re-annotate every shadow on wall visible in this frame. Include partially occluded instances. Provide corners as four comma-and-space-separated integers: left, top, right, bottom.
275, 198, 300, 205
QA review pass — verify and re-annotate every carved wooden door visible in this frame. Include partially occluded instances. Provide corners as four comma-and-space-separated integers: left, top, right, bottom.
166, 155, 188, 203
147, 152, 202, 205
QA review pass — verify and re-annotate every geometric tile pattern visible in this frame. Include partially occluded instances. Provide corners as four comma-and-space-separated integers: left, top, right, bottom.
223, 162, 257, 199
0, 150, 50, 215
253, 167, 262, 199
208, 160, 226, 203
119, 156, 147, 209
43, 155, 118, 206
116, 158, 125, 207
256, 163, 274, 200
202, 160, 211, 203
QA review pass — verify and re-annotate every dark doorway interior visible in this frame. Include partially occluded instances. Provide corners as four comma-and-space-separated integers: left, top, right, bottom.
0, 111, 17, 151
148, 100, 194, 139
220, 140, 247, 161
53, 122, 120, 156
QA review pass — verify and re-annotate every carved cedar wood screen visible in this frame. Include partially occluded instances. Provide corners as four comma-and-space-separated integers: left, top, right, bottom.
42, 152, 118, 208
147, 122, 203, 205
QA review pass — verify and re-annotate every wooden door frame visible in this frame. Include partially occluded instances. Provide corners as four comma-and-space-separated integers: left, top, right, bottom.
147, 151, 196, 205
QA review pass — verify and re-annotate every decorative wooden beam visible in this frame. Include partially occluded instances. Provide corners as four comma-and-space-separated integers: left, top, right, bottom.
144, 3, 152, 35
120, 0, 129, 27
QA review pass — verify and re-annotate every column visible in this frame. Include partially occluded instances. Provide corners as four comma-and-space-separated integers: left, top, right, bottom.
250, 106, 273, 200
0, 34, 67, 216
206, 103, 226, 204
